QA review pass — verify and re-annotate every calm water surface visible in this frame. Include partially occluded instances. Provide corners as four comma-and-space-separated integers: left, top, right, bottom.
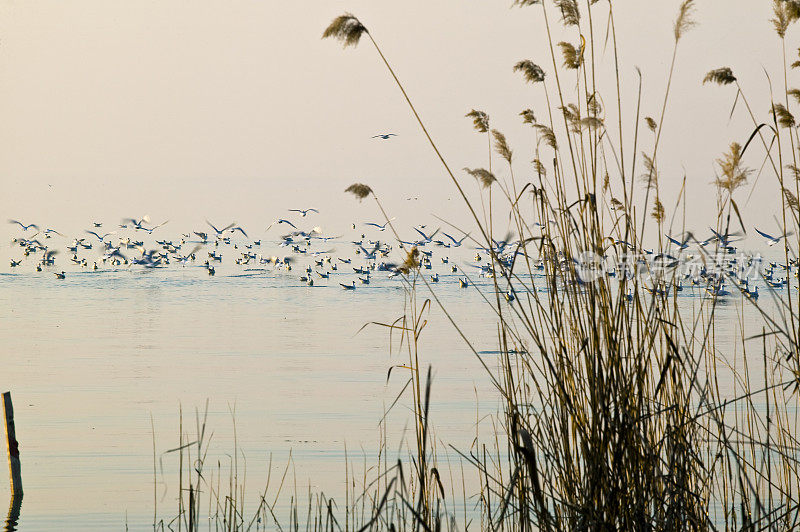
0, 240, 789, 529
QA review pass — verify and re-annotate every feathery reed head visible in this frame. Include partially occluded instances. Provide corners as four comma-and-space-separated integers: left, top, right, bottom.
513, 60, 546, 83
703, 67, 736, 85
651, 199, 665, 223
464, 167, 497, 188
610, 197, 625, 211
322, 13, 368, 47
639, 152, 659, 189
344, 183, 373, 200
773, 0, 791, 37
466, 109, 490, 133
789, 89, 800, 104
674, 0, 696, 41
715, 142, 752, 193
557, 42, 582, 69
512, 0, 541, 6
555, 0, 580, 26
492, 129, 513, 164
789, 0, 800, 21
561, 104, 582, 133
784, 187, 800, 213
587, 93, 602, 116
532, 158, 547, 176
772, 103, 796, 128
520, 109, 537, 125
645, 117, 657, 132
399, 247, 420, 274
534, 124, 558, 149
580, 116, 603, 130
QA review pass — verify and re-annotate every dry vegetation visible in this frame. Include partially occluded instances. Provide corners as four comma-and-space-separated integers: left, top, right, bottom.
155, 1, 800, 530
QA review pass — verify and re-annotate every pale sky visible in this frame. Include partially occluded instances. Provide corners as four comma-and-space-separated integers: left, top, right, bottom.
0, 1, 791, 241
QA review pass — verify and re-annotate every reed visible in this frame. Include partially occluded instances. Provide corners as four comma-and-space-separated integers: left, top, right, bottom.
151, 1, 800, 529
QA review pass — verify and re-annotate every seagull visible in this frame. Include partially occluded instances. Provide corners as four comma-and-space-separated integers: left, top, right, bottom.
413, 226, 440, 243
340, 280, 356, 290
665, 233, 691, 250
442, 231, 470, 247
54, 271, 66, 279
708, 227, 740, 247
364, 220, 394, 231
754, 227, 792, 247
124, 216, 169, 234
372, 133, 397, 140
230, 226, 248, 238
85, 230, 116, 243
267, 219, 297, 231
206, 220, 239, 237
288, 208, 319, 217
8, 220, 39, 231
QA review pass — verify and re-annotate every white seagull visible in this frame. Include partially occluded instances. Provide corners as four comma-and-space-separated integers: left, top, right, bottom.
288, 208, 319, 217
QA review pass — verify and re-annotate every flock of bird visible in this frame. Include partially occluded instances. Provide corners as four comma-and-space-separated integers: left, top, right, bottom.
5, 212, 478, 291
5, 214, 798, 303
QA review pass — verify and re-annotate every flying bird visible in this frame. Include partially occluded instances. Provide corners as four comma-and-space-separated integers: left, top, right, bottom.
443, 231, 470, 247
364, 219, 395, 231
665, 233, 691, 250
754, 227, 792, 246
372, 133, 397, 140
206, 220, 237, 237
288, 208, 319, 217
85, 230, 116, 242
8, 220, 39, 231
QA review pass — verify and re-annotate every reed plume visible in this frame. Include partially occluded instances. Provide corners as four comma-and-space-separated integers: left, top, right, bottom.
784, 187, 800, 213
772, 102, 796, 127
322, 13, 368, 47
714, 142, 752, 194
561, 103, 582, 132
531, 158, 547, 176
773, 0, 791, 37
534, 124, 558, 149
492, 129, 513, 164
674, 0, 696, 41
399, 247, 420, 274
579, 116, 603, 130
465, 109, 490, 133
554, 0, 580, 26
703, 67, 736, 85
645, 116, 657, 132
344, 183, 373, 200
651, 198, 665, 222
463, 167, 497, 188
640, 152, 659, 189
520, 109, 537, 125
514, 60, 546, 83
557, 41, 582, 69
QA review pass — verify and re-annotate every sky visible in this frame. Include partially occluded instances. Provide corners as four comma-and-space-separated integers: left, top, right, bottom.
0, 0, 793, 241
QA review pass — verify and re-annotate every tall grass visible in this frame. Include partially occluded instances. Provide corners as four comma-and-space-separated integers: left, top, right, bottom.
154, 1, 800, 529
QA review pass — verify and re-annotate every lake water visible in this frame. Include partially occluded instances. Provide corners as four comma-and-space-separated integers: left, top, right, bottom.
0, 228, 791, 529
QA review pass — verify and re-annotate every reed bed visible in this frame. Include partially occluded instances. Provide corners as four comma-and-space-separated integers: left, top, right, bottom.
154, 1, 800, 529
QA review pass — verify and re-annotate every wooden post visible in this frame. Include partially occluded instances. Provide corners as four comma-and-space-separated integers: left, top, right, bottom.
5, 495, 21, 530
2, 392, 22, 498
